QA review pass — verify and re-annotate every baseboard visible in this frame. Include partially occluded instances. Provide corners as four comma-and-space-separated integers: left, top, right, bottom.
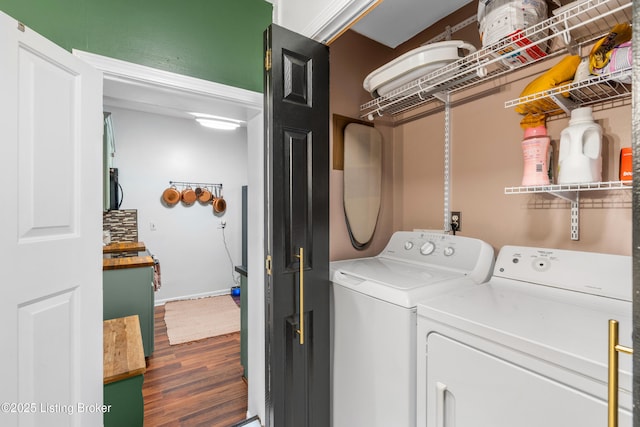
154, 289, 231, 306
229, 415, 261, 427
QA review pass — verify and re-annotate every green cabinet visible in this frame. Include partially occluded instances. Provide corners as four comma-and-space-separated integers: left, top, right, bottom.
104, 375, 144, 427
103, 267, 155, 357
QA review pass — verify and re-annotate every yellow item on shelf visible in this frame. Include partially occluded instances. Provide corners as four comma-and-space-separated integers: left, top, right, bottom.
514, 55, 581, 116
520, 113, 546, 129
589, 23, 632, 74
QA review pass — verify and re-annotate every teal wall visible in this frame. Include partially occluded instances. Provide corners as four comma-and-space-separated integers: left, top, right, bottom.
0, 0, 272, 93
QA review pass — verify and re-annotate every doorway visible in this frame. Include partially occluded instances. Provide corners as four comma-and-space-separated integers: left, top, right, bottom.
74, 50, 267, 422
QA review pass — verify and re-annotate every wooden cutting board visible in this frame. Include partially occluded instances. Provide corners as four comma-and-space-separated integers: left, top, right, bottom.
103, 315, 146, 385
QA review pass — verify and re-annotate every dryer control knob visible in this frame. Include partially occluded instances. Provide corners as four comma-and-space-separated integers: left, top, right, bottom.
420, 241, 436, 255
404, 241, 414, 250
444, 247, 455, 256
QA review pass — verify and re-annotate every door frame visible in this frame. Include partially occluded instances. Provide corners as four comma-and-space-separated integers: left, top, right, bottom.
72, 50, 268, 422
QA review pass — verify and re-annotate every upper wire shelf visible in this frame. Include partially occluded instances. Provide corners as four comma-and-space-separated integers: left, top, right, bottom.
360, 0, 632, 120
504, 66, 632, 117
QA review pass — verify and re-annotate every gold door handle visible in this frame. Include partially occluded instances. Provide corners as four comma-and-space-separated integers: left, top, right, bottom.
608, 319, 632, 427
295, 247, 304, 345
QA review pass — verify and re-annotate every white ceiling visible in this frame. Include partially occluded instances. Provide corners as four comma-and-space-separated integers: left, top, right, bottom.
73, 49, 264, 125
102, 79, 253, 123
351, 0, 474, 48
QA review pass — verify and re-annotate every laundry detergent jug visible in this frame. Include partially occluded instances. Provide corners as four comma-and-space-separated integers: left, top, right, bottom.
557, 107, 602, 184
521, 125, 551, 186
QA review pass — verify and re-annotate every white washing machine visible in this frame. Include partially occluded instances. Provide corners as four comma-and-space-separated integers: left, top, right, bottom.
416, 246, 632, 427
330, 231, 494, 427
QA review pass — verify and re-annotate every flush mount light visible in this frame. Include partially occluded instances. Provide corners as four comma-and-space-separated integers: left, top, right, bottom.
195, 118, 240, 130
190, 113, 244, 131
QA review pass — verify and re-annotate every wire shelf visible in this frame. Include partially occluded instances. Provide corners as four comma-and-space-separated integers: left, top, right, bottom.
360, 0, 631, 120
504, 180, 631, 240
504, 67, 632, 115
505, 180, 631, 199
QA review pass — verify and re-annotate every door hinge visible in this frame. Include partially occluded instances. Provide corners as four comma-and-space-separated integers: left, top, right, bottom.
265, 255, 272, 276
17, 22, 25, 32
265, 48, 272, 71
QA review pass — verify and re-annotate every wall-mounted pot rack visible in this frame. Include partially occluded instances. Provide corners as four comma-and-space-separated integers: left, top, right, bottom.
169, 181, 223, 190
165, 181, 226, 213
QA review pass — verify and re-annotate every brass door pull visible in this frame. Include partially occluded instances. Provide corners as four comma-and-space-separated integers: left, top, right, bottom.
295, 247, 305, 345
608, 319, 632, 427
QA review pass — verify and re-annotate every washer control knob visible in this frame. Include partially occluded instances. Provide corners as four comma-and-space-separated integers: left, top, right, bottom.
404, 241, 414, 250
420, 241, 436, 256
444, 247, 455, 256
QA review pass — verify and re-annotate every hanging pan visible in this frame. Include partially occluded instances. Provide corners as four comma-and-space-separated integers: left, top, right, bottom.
162, 185, 180, 206
212, 186, 226, 214
181, 186, 197, 205
198, 186, 212, 204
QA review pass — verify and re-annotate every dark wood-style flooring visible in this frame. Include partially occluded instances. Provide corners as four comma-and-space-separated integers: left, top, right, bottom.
142, 304, 248, 426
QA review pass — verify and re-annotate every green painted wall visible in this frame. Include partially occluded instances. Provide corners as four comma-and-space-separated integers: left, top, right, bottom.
0, 0, 272, 93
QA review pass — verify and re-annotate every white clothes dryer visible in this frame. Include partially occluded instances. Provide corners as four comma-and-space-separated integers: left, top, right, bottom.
330, 231, 494, 427
416, 246, 632, 427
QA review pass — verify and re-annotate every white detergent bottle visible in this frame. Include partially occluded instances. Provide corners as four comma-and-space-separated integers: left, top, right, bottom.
521, 125, 550, 186
557, 107, 602, 184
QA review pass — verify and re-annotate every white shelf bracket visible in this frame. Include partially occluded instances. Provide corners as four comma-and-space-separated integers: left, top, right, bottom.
548, 189, 578, 202
549, 93, 578, 115
443, 92, 451, 232
570, 193, 580, 241
433, 91, 448, 103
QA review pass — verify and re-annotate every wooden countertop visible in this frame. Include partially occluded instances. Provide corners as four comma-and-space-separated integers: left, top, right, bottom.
103, 241, 146, 253
103, 241, 154, 270
103, 255, 155, 270
103, 315, 146, 384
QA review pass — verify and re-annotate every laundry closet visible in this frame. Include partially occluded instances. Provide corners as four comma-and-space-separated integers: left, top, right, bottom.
328, 1, 634, 426
329, 0, 632, 261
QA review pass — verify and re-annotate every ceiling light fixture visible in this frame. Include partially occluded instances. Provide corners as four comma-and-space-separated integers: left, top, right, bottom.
195, 118, 241, 130
190, 112, 244, 131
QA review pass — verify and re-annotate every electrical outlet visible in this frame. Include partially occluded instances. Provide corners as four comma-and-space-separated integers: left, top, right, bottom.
451, 211, 461, 231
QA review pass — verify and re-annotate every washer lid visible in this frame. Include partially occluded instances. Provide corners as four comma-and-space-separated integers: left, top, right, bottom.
331, 257, 470, 308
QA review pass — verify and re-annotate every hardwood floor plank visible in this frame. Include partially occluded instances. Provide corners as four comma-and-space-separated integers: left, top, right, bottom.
143, 304, 248, 426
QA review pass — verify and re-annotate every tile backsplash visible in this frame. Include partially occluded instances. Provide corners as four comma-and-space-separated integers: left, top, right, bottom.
103, 209, 138, 242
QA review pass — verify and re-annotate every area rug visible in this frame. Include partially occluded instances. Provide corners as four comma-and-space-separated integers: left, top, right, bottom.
164, 295, 240, 345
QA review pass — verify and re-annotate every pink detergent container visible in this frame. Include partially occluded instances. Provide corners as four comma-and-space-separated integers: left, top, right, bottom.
521, 125, 551, 186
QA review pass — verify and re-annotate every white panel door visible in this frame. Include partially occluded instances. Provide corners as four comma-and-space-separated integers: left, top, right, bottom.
0, 11, 103, 427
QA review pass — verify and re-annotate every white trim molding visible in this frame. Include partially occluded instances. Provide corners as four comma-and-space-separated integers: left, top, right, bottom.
272, 0, 380, 44
72, 49, 262, 112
